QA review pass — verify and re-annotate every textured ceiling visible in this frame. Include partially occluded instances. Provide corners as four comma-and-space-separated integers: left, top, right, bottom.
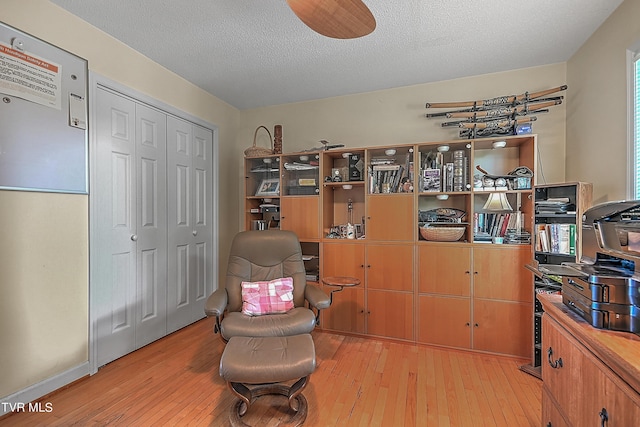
51, 0, 622, 110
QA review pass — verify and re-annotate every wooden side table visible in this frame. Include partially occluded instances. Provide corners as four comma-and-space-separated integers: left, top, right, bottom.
321, 276, 361, 304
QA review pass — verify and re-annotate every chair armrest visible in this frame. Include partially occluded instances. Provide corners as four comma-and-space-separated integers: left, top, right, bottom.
305, 284, 331, 310
204, 288, 228, 318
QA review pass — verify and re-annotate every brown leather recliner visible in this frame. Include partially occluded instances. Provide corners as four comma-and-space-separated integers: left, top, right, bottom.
205, 229, 331, 341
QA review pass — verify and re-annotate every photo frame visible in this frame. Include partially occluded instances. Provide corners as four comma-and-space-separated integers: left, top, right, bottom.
255, 178, 280, 197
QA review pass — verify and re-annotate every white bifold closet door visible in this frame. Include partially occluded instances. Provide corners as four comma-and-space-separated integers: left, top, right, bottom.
166, 116, 213, 333
94, 87, 213, 367
94, 88, 168, 367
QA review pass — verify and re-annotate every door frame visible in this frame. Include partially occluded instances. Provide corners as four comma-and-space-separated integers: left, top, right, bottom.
88, 73, 219, 374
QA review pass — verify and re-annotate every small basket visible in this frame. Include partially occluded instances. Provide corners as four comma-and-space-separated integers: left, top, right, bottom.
245, 126, 274, 157
420, 225, 465, 242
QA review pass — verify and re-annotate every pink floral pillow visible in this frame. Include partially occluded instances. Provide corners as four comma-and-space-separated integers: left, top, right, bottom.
241, 277, 294, 316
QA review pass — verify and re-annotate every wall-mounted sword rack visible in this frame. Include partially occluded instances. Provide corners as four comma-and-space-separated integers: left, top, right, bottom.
425, 85, 567, 139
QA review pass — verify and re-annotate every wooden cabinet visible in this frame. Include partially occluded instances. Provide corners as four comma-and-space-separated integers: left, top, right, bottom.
322, 285, 365, 334
280, 196, 320, 240
418, 244, 471, 296
322, 241, 413, 339
418, 295, 471, 348
366, 194, 414, 241
473, 245, 532, 357
365, 243, 413, 340
367, 289, 413, 340
418, 244, 472, 349
539, 294, 640, 427
243, 135, 537, 357
473, 299, 531, 357
321, 242, 365, 333
418, 244, 532, 357
322, 241, 365, 282
366, 243, 413, 291
473, 245, 532, 302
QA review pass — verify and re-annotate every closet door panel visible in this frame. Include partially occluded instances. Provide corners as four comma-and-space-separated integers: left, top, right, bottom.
167, 119, 213, 331
134, 103, 167, 348
167, 116, 194, 332
95, 88, 137, 367
192, 125, 213, 306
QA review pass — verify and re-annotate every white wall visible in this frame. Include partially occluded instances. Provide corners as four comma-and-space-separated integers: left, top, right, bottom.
566, 0, 640, 204
0, 0, 239, 400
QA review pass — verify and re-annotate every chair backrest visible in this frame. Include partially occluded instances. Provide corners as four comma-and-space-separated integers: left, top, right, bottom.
225, 230, 307, 312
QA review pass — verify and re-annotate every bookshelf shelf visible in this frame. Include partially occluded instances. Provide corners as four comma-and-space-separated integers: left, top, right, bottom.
520, 181, 592, 379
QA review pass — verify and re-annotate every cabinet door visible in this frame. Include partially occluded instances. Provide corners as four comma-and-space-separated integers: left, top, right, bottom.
322, 285, 365, 334
473, 299, 531, 357
418, 295, 471, 348
579, 342, 640, 427
542, 388, 570, 427
366, 194, 414, 241
418, 244, 471, 296
366, 243, 413, 292
473, 245, 532, 302
541, 315, 584, 423
322, 241, 365, 284
280, 196, 319, 240
367, 289, 413, 340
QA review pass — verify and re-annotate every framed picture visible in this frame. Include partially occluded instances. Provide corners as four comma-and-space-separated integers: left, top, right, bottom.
255, 178, 280, 197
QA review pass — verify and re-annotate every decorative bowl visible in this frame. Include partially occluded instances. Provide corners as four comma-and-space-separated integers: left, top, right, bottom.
419, 225, 465, 242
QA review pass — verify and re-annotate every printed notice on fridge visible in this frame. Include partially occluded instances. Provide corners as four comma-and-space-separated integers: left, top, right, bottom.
0, 42, 61, 110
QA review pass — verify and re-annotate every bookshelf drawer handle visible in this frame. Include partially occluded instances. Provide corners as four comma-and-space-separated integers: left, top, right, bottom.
599, 408, 608, 426
566, 278, 583, 291
547, 347, 563, 369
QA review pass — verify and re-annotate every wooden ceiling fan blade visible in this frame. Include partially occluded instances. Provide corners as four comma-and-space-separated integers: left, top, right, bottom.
287, 0, 376, 39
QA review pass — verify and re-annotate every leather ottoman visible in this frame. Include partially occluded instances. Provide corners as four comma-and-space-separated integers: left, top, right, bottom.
219, 334, 316, 426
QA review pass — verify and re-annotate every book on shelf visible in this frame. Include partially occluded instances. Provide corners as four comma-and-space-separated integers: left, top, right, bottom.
422, 168, 441, 192
474, 212, 515, 237
535, 223, 576, 255
442, 163, 454, 192
372, 163, 401, 171
369, 164, 405, 193
569, 223, 576, 255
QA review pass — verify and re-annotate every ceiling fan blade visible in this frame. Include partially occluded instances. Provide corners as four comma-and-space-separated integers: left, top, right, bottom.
286, 0, 376, 39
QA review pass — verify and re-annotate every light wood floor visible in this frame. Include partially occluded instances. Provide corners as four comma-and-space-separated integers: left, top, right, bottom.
0, 318, 542, 426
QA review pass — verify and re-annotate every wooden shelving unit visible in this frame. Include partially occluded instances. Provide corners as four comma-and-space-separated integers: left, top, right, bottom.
520, 181, 593, 378
244, 135, 539, 359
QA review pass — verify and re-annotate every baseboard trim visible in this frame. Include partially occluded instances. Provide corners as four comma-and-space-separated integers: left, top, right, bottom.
0, 362, 90, 416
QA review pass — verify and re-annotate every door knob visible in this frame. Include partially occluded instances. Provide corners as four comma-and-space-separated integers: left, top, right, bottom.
192, 230, 197, 236
130, 235, 137, 241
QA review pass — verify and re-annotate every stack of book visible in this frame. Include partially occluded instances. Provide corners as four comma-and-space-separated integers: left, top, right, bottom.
503, 229, 531, 245
369, 153, 412, 193
536, 197, 575, 214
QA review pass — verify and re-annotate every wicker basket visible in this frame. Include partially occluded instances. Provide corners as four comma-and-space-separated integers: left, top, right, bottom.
420, 225, 465, 242
245, 126, 275, 157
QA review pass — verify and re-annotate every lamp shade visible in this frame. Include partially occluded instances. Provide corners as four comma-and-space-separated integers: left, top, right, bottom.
483, 192, 513, 212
